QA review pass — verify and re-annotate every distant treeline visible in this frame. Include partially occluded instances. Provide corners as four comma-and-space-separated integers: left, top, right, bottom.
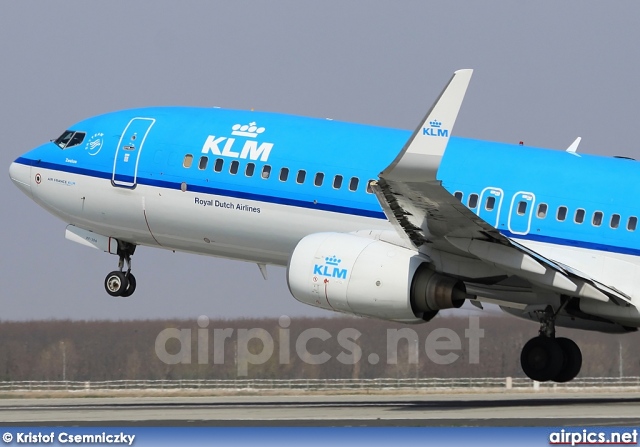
0, 315, 637, 381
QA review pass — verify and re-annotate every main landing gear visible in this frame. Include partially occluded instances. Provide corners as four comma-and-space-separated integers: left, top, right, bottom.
520, 305, 582, 383
104, 242, 137, 298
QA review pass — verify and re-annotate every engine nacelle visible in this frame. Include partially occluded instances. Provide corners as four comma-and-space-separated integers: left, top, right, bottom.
287, 232, 465, 323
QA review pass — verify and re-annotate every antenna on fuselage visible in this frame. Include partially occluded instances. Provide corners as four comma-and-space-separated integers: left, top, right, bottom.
566, 137, 582, 155
257, 263, 268, 280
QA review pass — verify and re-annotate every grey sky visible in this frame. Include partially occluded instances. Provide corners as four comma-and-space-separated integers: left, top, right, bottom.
1, 1, 639, 321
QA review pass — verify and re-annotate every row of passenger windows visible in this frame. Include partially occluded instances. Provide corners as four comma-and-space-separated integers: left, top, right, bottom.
455, 191, 638, 232
183, 154, 373, 193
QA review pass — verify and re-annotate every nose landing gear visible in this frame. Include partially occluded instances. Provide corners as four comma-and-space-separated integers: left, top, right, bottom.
520, 304, 582, 383
104, 242, 137, 297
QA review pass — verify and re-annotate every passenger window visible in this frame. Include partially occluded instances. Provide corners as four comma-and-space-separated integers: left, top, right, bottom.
296, 170, 306, 184
229, 160, 239, 175
333, 175, 343, 189
454, 192, 463, 202
245, 163, 255, 177
198, 156, 208, 170
517, 201, 527, 216
366, 180, 375, 194
468, 194, 479, 209
575, 208, 585, 224
557, 206, 568, 221
592, 211, 603, 227
280, 167, 289, 182
183, 154, 194, 168
628, 216, 638, 231
261, 165, 271, 179
349, 177, 359, 192
611, 214, 621, 229
537, 203, 548, 218
314, 172, 324, 187
485, 196, 496, 211
214, 158, 224, 172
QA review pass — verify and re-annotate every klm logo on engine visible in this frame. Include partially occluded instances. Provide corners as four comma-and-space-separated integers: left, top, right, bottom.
313, 255, 348, 279
422, 119, 449, 137
201, 122, 274, 162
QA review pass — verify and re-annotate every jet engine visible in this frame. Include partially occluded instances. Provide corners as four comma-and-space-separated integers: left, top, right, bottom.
286, 232, 465, 323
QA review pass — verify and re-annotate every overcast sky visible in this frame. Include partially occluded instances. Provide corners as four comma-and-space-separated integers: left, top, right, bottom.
1, 1, 639, 321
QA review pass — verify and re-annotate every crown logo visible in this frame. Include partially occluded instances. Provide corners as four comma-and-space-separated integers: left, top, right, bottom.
325, 256, 341, 266
231, 122, 266, 138
429, 120, 442, 128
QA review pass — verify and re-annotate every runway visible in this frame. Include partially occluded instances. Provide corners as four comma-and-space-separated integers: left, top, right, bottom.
2, 392, 640, 426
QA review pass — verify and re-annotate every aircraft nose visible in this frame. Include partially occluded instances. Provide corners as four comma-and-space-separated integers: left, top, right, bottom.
9, 160, 31, 196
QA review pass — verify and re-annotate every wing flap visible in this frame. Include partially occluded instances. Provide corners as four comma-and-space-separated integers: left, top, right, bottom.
447, 237, 546, 275
372, 69, 633, 308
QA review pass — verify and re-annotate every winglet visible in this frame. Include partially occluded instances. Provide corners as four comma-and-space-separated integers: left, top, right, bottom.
382, 69, 473, 182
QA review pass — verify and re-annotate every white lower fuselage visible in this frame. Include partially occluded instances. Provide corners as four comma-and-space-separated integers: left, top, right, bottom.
28, 165, 390, 265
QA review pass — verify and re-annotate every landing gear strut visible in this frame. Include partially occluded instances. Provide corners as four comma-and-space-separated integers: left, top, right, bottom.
104, 242, 137, 297
520, 304, 582, 382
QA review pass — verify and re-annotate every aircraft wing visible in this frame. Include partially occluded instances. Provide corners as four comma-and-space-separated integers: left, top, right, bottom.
371, 70, 632, 307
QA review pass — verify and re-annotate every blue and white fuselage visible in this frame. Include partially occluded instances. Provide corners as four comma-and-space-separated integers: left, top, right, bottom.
11, 108, 401, 264
12, 107, 640, 278
9, 71, 640, 382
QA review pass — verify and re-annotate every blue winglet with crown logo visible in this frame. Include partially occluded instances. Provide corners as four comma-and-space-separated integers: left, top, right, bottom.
380, 69, 473, 183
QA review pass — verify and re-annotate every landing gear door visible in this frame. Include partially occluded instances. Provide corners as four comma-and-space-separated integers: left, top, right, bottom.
508, 192, 536, 235
477, 187, 504, 228
112, 117, 155, 188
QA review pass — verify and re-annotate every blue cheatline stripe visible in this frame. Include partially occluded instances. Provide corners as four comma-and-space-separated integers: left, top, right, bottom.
500, 230, 640, 257
15, 157, 387, 220
16, 157, 640, 258
17, 157, 112, 180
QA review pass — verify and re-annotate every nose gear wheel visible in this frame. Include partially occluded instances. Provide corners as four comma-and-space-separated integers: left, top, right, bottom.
103, 241, 137, 297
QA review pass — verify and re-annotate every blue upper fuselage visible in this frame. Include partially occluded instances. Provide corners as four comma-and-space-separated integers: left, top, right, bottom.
13, 106, 640, 256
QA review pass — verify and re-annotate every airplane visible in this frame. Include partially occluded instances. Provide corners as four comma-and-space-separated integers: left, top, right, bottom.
9, 69, 640, 383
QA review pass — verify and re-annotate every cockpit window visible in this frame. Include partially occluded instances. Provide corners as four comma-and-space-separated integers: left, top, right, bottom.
54, 130, 85, 149
54, 131, 74, 148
